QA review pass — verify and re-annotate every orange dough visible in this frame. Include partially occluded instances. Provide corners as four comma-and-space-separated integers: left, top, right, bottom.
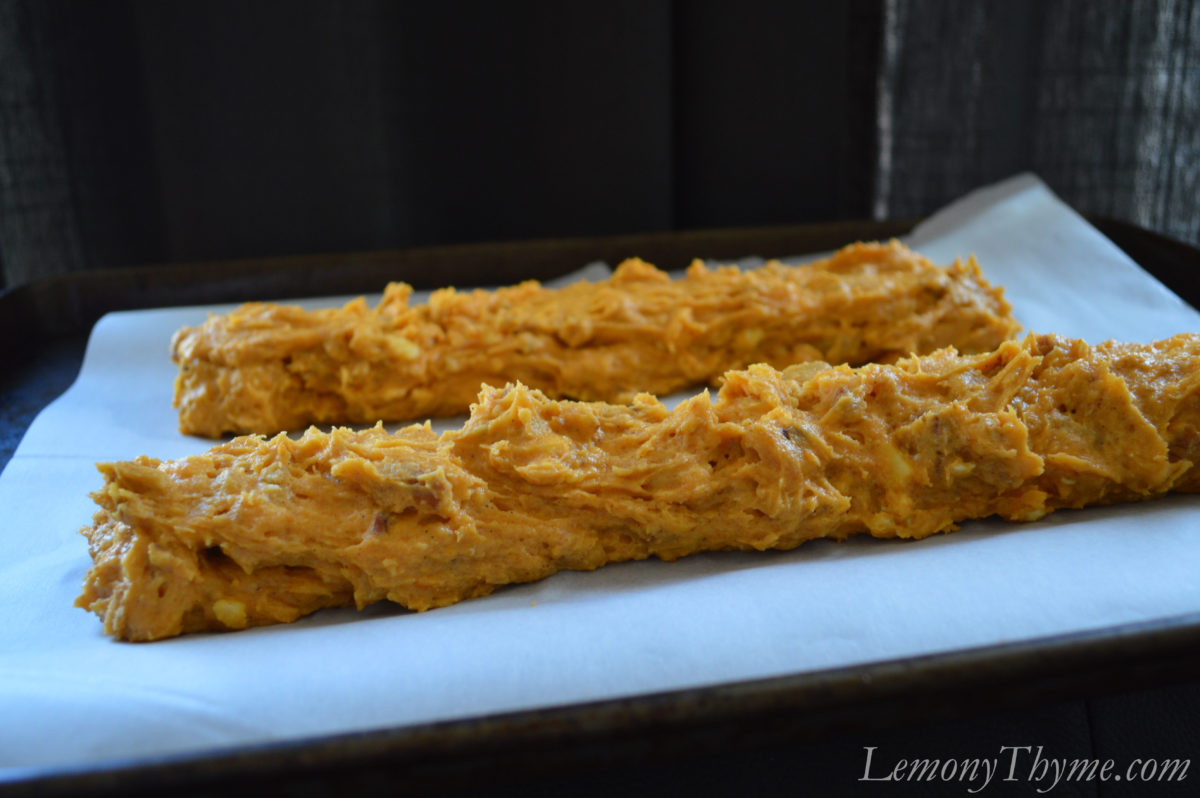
80, 334, 1200, 641
171, 241, 1019, 437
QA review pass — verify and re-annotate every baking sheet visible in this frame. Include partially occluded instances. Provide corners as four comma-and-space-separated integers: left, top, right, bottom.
2, 174, 1199, 778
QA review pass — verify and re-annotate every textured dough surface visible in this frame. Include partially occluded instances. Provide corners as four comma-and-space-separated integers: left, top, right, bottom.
171, 241, 1019, 437
80, 334, 1200, 641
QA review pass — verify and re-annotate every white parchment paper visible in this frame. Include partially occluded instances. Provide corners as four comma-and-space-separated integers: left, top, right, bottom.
2, 174, 1199, 778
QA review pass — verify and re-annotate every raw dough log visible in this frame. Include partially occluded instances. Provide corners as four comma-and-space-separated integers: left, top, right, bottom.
80, 333, 1200, 641
171, 241, 1019, 437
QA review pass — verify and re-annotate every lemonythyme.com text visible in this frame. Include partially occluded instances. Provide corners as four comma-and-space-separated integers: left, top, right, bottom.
860, 745, 1189, 794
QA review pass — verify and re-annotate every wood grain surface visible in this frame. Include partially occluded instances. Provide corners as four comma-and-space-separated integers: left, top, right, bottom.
0, 1, 1196, 291
876, 0, 1200, 248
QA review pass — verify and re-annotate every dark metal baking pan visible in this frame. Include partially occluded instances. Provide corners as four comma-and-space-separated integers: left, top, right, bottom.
3, 217, 1199, 797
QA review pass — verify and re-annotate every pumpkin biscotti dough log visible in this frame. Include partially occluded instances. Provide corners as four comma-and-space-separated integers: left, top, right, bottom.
80, 333, 1200, 641
171, 241, 1019, 437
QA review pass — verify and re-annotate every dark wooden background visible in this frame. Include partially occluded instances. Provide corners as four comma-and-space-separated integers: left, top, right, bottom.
2, 0, 1196, 292
3, 3, 1200, 795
